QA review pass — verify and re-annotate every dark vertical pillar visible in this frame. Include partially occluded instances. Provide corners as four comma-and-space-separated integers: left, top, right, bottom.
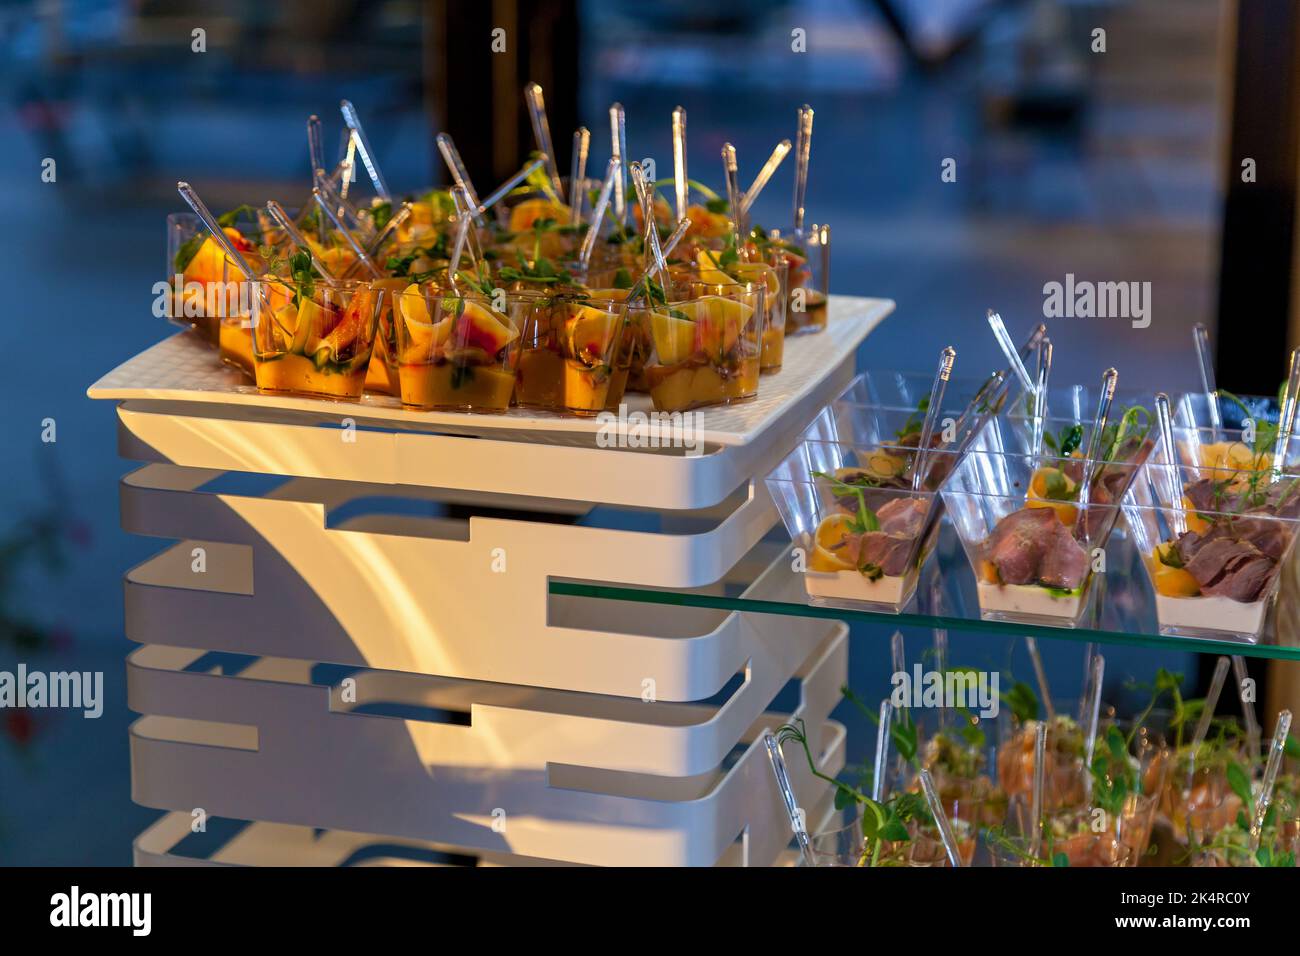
1216, 0, 1300, 393
426, 0, 581, 189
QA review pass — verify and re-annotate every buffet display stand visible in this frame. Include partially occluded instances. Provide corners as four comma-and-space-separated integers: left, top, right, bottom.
89, 295, 892, 866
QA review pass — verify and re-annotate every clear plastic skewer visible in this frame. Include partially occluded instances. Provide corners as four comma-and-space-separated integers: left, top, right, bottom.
177, 181, 257, 280
265, 200, 338, 282
1250, 710, 1293, 853
569, 127, 590, 225
339, 99, 391, 199
578, 157, 619, 269
609, 102, 627, 226
1155, 393, 1187, 537
436, 133, 484, 226
672, 106, 688, 221
792, 105, 813, 240
1186, 656, 1231, 792
762, 731, 814, 866
740, 139, 792, 217
524, 82, 564, 202
1192, 323, 1221, 443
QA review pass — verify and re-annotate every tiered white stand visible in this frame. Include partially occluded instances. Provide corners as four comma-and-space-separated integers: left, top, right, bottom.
90, 296, 891, 866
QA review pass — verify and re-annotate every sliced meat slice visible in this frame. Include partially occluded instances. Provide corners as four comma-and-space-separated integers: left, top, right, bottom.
846, 532, 916, 576
1038, 523, 1090, 590
1201, 550, 1275, 602
876, 496, 928, 537
1184, 537, 1262, 591
987, 507, 1059, 586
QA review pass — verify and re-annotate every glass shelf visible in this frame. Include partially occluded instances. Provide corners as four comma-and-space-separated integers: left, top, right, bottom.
550, 522, 1300, 663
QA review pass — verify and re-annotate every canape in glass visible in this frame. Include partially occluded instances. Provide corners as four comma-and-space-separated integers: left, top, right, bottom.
514, 293, 629, 416
641, 273, 765, 413
249, 278, 385, 401
943, 449, 1124, 627
687, 248, 788, 374
1121, 439, 1300, 642
766, 223, 828, 335
392, 285, 524, 413
167, 212, 268, 345
766, 438, 954, 613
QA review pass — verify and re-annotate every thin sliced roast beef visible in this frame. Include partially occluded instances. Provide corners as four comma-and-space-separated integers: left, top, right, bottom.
844, 530, 916, 576
986, 506, 1089, 589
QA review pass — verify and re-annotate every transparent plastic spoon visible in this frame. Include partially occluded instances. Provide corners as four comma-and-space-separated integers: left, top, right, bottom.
1186, 656, 1231, 792
722, 142, 743, 249
307, 114, 327, 178
578, 157, 620, 270
524, 82, 564, 202
1250, 709, 1294, 853
1155, 393, 1187, 537
1031, 338, 1053, 458
987, 311, 1036, 397
310, 189, 381, 278
1271, 347, 1300, 482
741, 139, 792, 219
569, 127, 590, 225
792, 105, 814, 240
609, 102, 628, 226
477, 155, 548, 216
1076, 367, 1119, 514
1028, 721, 1048, 860
1077, 642, 1096, 724
339, 99, 391, 199
660, 217, 692, 261
1081, 653, 1105, 805
630, 161, 669, 287
339, 201, 412, 281
1231, 656, 1261, 764
672, 106, 688, 221
177, 181, 257, 280
436, 133, 484, 226
1192, 323, 1221, 443
872, 699, 892, 802
919, 769, 964, 867
762, 730, 814, 866
312, 166, 370, 238
265, 200, 337, 282
911, 346, 956, 491
445, 187, 474, 288
1024, 636, 1055, 721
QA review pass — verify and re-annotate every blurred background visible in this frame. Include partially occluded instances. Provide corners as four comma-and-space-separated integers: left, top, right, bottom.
1, 0, 1294, 863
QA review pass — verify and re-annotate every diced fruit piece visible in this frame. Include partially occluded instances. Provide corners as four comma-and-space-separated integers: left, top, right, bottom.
735, 262, 781, 299
686, 203, 729, 238
978, 559, 1001, 584
452, 300, 518, 356
1152, 544, 1200, 597
508, 198, 569, 233
317, 287, 373, 360
1182, 496, 1210, 535
565, 306, 620, 364
695, 250, 732, 285
293, 297, 328, 354
183, 229, 255, 285
1027, 466, 1078, 526
812, 514, 857, 571
685, 296, 751, 357
650, 311, 697, 366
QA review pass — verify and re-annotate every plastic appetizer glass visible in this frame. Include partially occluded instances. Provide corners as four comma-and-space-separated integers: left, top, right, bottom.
643, 275, 764, 413
167, 212, 267, 345
767, 224, 829, 335
514, 294, 629, 416
798, 402, 965, 491
362, 277, 417, 396
943, 449, 1123, 627
1121, 442, 1300, 642
766, 439, 953, 613
688, 249, 788, 373
392, 286, 523, 413
249, 279, 385, 401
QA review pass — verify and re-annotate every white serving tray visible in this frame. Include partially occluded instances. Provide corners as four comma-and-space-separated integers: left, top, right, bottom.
91, 296, 890, 446
93, 296, 890, 510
